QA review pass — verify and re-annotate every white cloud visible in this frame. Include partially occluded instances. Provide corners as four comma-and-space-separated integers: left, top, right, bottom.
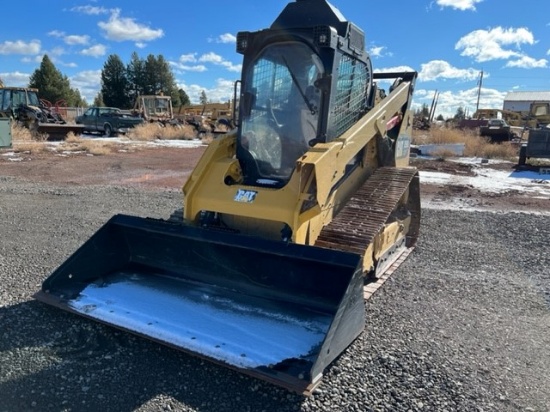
412, 86, 506, 119
179, 53, 198, 63
375, 65, 416, 73
0, 71, 31, 87
49, 47, 66, 57
435, 0, 483, 11
65, 35, 91, 46
48, 30, 65, 38
98, 9, 164, 42
20, 51, 70, 67
373, 66, 416, 87
198, 52, 241, 72
0, 40, 41, 55
71, 5, 110, 15
209, 33, 236, 44
370, 46, 387, 58
21, 56, 43, 64
455, 27, 535, 62
199, 52, 224, 64
70, 70, 102, 102
505, 56, 548, 69
135, 42, 147, 49
178, 78, 235, 104
172, 52, 241, 73
81, 44, 107, 57
170, 61, 208, 73
419, 60, 480, 82
48, 31, 90, 46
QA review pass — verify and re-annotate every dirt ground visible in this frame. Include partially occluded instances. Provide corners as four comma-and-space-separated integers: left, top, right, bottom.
0, 145, 206, 190
411, 157, 550, 213
1, 144, 549, 212
1, 143, 549, 412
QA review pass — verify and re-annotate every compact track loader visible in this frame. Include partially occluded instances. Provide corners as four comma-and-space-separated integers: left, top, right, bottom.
36, 0, 420, 394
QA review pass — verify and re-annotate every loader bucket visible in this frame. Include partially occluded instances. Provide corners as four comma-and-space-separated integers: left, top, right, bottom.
35, 214, 365, 393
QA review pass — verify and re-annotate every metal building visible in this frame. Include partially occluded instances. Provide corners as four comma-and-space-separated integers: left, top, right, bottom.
503, 91, 550, 114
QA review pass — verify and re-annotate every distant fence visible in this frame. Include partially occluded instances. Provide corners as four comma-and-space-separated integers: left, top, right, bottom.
52, 107, 86, 123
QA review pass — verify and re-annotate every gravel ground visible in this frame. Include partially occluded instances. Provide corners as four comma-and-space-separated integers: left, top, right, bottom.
0, 175, 549, 412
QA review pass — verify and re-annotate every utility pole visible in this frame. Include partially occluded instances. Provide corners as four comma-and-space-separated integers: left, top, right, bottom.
429, 90, 439, 123
475, 70, 484, 114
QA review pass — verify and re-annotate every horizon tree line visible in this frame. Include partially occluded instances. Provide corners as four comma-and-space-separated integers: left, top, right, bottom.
11, 53, 214, 109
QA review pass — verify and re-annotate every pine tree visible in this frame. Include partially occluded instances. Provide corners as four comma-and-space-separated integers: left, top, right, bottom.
101, 54, 130, 108
142, 54, 159, 95
453, 106, 466, 120
200, 90, 208, 105
126, 53, 181, 107
178, 89, 191, 107
127, 52, 145, 104
68, 88, 87, 107
93, 92, 105, 107
29, 55, 82, 106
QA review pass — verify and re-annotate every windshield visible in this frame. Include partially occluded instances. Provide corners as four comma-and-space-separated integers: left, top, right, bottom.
27, 91, 40, 106
10, 90, 40, 107
239, 42, 323, 185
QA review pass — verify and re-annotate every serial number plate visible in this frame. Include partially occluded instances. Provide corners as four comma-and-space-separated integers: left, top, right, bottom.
234, 189, 258, 203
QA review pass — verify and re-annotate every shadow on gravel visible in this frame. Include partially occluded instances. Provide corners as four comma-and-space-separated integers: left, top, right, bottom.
0, 300, 305, 412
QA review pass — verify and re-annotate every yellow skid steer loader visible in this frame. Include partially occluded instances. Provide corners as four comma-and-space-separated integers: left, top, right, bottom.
36, 0, 420, 394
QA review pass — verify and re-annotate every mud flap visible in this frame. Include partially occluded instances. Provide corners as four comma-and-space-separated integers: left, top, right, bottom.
35, 214, 365, 393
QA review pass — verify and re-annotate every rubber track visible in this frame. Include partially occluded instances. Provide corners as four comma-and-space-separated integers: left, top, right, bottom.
315, 167, 420, 298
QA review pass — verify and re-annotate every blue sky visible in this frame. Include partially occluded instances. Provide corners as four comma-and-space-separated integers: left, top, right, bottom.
1, 0, 549, 118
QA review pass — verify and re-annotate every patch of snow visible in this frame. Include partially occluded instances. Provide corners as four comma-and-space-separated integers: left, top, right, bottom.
449, 157, 509, 165
420, 167, 550, 215
46, 137, 205, 149
70, 272, 331, 369
417, 143, 465, 156
420, 168, 550, 196
148, 139, 205, 148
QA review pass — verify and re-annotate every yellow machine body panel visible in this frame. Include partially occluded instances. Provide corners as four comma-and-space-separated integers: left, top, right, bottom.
183, 79, 416, 254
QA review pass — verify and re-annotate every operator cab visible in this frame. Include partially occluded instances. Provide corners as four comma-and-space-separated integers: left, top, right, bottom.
235, 0, 373, 188
237, 42, 323, 187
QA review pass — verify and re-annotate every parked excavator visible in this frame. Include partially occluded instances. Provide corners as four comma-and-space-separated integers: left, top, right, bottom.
35, 0, 420, 394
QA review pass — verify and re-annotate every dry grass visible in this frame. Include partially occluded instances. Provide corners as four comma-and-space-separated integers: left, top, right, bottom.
412, 126, 519, 160
63, 133, 115, 155
10, 125, 116, 156
412, 126, 477, 145
10, 123, 50, 153
11, 141, 50, 154
7, 121, 208, 157
463, 138, 518, 159
12, 123, 37, 142
127, 122, 197, 141
10, 120, 518, 161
